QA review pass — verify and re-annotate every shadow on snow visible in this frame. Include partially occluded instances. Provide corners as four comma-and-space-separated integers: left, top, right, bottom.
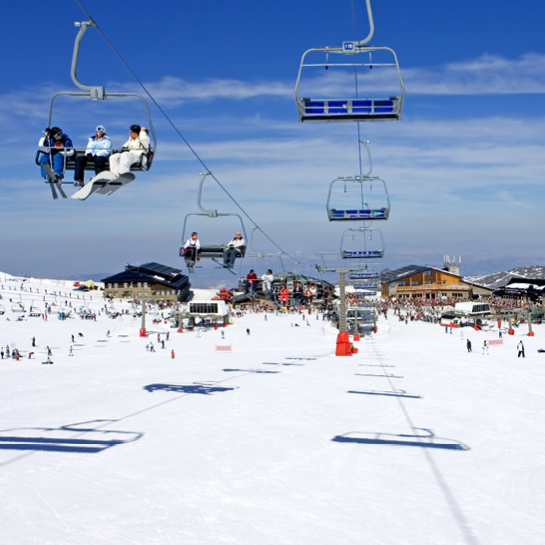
0, 420, 142, 453
332, 428, 469, 450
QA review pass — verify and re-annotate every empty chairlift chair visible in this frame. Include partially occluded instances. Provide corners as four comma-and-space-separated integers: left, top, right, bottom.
294, 0, 404, 123
326, 176, 390, 221
340, 227, 384, 259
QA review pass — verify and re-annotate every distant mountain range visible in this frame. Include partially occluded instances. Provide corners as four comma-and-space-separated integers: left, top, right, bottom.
464, 265, 545, 290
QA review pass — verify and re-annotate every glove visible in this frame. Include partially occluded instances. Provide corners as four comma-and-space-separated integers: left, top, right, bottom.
180, 248, 185, 255
197, 258, 201, 262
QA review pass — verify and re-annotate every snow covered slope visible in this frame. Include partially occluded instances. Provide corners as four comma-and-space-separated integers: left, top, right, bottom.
1, 273, 545, 544
465, 265, 545, 290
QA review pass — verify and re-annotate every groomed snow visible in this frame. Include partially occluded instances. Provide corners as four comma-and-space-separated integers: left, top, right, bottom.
1, 273, 545, 545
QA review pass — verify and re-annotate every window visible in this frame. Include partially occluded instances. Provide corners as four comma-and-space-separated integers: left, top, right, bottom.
190, 303, 219, 314
114, 283, 118, 288
411, 281, 420, 286
424, 270, 432, 276
137, 282, 142, 288
398, 281, 408, 286
143, 282, 148, 288
424, 281, 432, 285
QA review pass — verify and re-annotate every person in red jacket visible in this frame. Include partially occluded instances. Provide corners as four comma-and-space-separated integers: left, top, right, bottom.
280, 286, 290, 305
245, 270, 258, 294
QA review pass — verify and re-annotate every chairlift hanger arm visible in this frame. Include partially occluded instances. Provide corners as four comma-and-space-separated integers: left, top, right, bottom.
47, 91, 158, 152
71, 21, 105, 99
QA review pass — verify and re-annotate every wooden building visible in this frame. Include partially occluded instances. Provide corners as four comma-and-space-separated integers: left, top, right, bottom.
381, 265, 475, 300
102, 263, 191, 302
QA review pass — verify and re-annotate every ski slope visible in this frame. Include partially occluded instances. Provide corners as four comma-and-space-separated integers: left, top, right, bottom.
1, 273, 544, 545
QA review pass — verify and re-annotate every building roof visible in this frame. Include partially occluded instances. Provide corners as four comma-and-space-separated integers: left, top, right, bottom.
380, 265, 467, 284
380, 265, 430, 284
102, 262, 189, 291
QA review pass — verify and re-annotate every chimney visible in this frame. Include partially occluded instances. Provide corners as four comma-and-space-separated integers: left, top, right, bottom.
443, 255, 461, 276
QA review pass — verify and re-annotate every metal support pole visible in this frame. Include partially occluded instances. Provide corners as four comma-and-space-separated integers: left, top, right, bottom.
337, 269, 349, 334
140, 299, 146, 337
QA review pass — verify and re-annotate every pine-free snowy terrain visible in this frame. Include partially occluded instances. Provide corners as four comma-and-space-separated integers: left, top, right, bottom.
1, 274, 545, 545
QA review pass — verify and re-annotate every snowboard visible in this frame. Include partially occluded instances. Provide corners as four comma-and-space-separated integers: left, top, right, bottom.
71, 172, 136, 201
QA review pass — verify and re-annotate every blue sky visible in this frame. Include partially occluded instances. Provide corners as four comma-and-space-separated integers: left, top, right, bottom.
1, 0, 545, 284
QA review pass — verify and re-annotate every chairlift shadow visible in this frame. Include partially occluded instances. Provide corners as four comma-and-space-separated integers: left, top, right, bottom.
332, 428, 469, 451
0, 420, 142, 454
143, 383, 237, 395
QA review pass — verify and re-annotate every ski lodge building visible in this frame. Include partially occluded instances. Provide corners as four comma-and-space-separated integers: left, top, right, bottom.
380, 261, 493, 301
102, 263, 191, 303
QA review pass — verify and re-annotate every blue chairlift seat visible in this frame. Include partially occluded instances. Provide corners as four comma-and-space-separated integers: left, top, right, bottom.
299, 97, 400, 123
329, 207, 388, 221
342, 250, 384, 259
349, 271, 379, 279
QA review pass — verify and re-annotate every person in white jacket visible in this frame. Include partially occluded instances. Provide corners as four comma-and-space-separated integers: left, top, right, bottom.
223, 232, 246, 268
261, 269, 274, 298
74, 125, 112, 187
109, 124, 150, 177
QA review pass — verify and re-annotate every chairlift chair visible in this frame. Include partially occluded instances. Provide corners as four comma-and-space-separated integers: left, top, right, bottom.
294, 0, 404, 123
349, 265, 379, 280
327, 175, 390, 221
38, 21, 157, 176
11, 302, 25, 313
180, 173, 248, 274
340, 227, 384, 259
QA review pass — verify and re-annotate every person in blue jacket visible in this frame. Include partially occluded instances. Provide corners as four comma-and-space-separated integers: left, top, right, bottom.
37, 127, 74, 182
74, 125, 112, 187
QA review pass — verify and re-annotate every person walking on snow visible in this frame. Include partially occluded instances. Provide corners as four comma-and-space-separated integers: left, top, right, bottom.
482, 340, 489, 356
517, 340, 525, 358
466, 339, 472, 352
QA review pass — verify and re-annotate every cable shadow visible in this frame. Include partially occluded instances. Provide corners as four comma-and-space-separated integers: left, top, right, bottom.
348, 389, 421, 399
263, 362, 304, 366
143, 383, 237, 394
285, 357, 316, 360
358, 364, 396, 368
0, 420, 142, 454
332, 428, 469, 451
223, 368, 280, 374
355, 373, 404, 378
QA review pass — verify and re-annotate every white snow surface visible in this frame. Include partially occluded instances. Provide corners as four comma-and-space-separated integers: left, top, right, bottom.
1, 273, 545, 545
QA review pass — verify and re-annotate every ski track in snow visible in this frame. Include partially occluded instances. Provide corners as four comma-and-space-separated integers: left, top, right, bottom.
0, 273, 545, 544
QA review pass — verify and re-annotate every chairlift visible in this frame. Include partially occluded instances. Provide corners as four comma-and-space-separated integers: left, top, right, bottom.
37, 21, 157, 178
29, 302, 42, 317
327, 176, 390, 221
349, 264, 379, 280
180, 173, 248, 274
340, 227, 384, 259
11, 302, 25, 313
326, 141, 390, 221
294, 0, 405, 123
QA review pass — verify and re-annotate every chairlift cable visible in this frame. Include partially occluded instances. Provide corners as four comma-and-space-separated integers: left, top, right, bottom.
350, 0, 367, 212
73, 0, 305, 266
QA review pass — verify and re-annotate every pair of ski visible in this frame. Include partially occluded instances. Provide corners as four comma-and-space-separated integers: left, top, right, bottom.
43, 163, 67, 200
212, 258, 237, 275
44, 164, 135, 201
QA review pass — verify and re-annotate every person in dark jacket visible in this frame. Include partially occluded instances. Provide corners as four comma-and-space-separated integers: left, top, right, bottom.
37, 127, 74, 182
